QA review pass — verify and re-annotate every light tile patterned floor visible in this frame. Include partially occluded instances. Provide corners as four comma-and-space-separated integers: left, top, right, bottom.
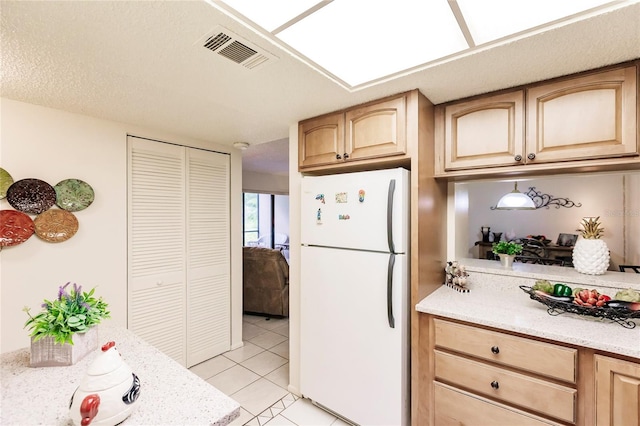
190, 314, 349, 426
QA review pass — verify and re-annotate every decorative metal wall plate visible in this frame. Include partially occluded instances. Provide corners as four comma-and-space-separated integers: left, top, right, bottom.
0, 168, 14, 199
54, 179, 95, 212
7, 178, 56, 214
34, 209, 79, 243
0, 210, 35, 247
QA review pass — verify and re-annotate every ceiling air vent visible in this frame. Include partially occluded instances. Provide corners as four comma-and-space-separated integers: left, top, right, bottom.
200, 26, 277, 70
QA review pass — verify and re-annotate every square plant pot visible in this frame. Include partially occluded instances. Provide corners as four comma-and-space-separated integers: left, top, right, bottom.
29, 327, 98, 367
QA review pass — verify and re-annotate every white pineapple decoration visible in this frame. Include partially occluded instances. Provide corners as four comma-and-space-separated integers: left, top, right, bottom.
572, 216, 610, 275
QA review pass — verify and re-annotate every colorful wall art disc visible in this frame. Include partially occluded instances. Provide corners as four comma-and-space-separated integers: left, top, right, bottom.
0, 168, 14, 199
0, 210, 35, 247
54, 178, 95, 212
34, 209, 79, 243
6, 178, 56, 214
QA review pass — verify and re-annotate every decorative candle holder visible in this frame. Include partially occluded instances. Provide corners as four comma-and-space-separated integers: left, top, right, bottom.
481, 226, 491, 243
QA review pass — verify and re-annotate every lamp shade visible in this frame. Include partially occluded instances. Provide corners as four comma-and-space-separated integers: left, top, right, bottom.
495, 182, 536, 210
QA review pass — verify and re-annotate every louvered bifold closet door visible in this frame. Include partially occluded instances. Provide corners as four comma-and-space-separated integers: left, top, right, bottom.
186, 149, 230, 367
128, 137, 187, 365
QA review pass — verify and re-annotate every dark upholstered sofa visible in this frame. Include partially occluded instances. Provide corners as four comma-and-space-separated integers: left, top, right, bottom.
243, 246, 289, 317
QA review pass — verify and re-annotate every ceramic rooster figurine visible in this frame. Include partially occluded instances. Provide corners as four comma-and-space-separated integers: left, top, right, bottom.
69, 341, 141, 426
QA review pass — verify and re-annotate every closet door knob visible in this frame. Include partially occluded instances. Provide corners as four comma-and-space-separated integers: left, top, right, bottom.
514, 155, 522, 162
491, 346, 500, 354
527, 153, 536, 160
491, 381, 500, 390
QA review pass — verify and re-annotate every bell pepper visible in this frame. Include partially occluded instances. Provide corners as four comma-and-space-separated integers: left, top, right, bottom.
553, 283, 573, 297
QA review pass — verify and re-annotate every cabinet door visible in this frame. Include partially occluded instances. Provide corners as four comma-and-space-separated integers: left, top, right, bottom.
595, 355, 640, 426
442, 91, 525, 170
526, 66, 638, 163
345, 95, 407, 162
128, 137, 187, 365
128, 137, 231, 368
298, 112, 344, 169
186, 149, 231, 367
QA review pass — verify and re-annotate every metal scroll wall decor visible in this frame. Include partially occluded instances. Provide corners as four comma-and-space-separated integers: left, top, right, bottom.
0, 167, 95, 249
490, 186, 581, 210
524, 186, 582, 209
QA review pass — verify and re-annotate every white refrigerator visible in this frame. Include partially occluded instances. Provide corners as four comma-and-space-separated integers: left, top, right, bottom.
300, 168, 409, 426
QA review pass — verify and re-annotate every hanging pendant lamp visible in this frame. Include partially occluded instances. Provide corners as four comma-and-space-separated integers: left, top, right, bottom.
495, 182, 536, 210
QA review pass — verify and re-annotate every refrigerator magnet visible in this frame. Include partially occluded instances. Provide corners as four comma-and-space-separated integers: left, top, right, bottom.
335, 192, 347, 203
316, 208, 322, 224
338, 214, 350, 220
315, 194, 325, 204
358, 189, 365, 202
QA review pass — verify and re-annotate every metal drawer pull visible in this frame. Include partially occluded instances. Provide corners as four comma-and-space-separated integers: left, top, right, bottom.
491, 381, 499, 390
514, 154, 522, 162
491, 346, 500, 354
336, 154, 342, 160
527, 153, 536, 160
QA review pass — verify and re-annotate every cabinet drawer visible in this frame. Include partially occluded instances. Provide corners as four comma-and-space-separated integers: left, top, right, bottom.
434, 318, 577, 383
434, 382, 562, 426
435, 350, 576, 423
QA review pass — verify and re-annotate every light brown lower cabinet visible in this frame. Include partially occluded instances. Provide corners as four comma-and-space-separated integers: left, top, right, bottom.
595, 355, 640, 426
434, 382, 562, 425
419, 315, 640, 426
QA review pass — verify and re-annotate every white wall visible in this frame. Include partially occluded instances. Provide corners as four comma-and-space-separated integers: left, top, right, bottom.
0, 98, 244, 353
275, 195, 290, 240
456, 173, 639, 269
243, 171, 289, 195
288, 123, 301, 395
624, 173, 640, 266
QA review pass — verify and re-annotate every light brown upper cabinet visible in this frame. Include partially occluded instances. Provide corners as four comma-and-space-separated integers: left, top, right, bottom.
299, 94, 407, 170
526, 66, 637, 163
298, 112, 345, 169
438, 90, 525, 171
436, 63, 639, 176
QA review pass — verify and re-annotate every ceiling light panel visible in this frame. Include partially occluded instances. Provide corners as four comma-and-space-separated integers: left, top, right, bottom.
220, 0, 323, 32
457, 0, 617, 45
276, 0, 469, 86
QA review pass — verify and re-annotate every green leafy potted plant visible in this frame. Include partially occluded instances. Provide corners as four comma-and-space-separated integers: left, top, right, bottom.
23, 282, 110, 366
492, 241, 523, 268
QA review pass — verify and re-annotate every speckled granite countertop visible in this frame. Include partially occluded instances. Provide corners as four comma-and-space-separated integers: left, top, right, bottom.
0, 326, 240, 426
416, 259, 640, 359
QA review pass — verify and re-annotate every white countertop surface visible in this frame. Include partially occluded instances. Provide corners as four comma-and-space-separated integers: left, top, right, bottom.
416, 259, 640, 359
1, 326, 241, 426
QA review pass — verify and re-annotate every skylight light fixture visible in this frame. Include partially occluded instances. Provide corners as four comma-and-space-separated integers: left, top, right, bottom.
276, 0, 469, 86
217, 0, 324, 32
456, 0, 616, 45
495, 182, 536, 210
212, 0, 626, 88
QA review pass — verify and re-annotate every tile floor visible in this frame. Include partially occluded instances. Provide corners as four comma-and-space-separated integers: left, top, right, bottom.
189, 314, 350, 426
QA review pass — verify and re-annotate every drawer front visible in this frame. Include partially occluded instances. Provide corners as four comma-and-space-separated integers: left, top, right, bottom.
435, 350, 576, 423
434, 318, 577, 383
434, 382, 562, 426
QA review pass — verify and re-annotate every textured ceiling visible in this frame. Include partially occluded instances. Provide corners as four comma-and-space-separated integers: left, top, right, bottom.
1, 1, 639, 175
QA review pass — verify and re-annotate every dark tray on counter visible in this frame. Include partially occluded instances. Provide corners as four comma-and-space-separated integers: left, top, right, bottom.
519, 285, 640, 329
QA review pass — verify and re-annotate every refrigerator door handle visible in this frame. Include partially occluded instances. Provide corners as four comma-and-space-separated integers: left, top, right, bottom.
387, 253, 395, 328
387, 179, 396, 254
